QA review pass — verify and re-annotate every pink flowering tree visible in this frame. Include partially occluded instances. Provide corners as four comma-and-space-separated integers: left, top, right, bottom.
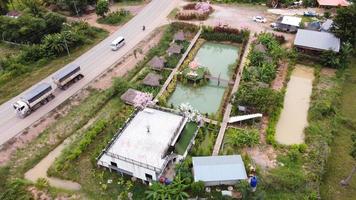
133, 92, 154, 109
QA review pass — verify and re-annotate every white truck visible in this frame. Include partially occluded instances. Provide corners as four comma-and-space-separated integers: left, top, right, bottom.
13, 82, 54, 118
52, 63, 83, 90
13, 63, 84, 118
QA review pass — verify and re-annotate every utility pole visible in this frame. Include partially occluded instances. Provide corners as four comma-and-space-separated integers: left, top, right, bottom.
63, 32, 70, 57
73, 0, 79, 17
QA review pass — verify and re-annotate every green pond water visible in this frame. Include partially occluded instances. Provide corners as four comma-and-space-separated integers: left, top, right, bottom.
168, 42, 239, 114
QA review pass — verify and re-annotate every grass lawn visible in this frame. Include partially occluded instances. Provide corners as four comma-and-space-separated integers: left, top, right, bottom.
175, 122, 198, 155
320, 58, 356, 200
0, 30, 108, 105
0, 42, 21, 58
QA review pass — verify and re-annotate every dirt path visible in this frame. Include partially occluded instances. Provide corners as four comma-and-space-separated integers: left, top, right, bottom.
24, 137, 81, 191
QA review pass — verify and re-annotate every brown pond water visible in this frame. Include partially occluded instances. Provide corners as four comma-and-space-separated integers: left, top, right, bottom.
24, 138, 81, 190
276, 65, 314, 145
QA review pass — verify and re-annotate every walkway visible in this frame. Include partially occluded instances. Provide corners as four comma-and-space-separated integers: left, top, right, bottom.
212, 34, 253, 156
24, 137, 81, 190
154, 28, 202, 101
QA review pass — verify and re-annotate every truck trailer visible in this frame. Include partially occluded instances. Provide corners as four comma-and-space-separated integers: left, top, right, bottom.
52, 63, 83, 90
13, 82, 54, 118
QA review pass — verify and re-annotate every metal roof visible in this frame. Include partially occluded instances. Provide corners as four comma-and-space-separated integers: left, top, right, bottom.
192, 155, 247, 183
317, 0, 349, 6
52, 63, 80, 81
294, 29, 340, 52
280, 16, 302, 27
321, 19, 333, 32
22, 82, 52, 102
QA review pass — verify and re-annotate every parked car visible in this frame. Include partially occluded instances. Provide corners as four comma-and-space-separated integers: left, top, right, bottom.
253, 16, 267, 23
304, 11, 318, 17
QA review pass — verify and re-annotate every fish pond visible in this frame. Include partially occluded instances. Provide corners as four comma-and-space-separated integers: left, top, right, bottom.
168, 42, 239, 115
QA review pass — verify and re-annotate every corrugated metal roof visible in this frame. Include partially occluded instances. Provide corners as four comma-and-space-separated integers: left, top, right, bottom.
192, 155, 247, 183
52, 63, 80, 81
22, 82, 52, 102
321, 19, 333, 32
281, 16, 301, 27
294, 29, 340, 52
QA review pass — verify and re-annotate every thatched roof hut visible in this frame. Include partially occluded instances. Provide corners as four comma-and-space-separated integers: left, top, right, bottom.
148, 56, 166, 71
142, 73, 162, 87
174, 31, 185, 42
254, 43, 267, 53
167, 43, 183, 56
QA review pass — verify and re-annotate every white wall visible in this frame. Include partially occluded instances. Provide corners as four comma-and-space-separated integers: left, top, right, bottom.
98, 153, 159, 181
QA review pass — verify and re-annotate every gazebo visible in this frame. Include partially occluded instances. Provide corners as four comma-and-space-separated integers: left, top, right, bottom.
142, 73, 162, 87
174, 31, 185, 42
167, 43, 183, 56
148, 56, 166, 71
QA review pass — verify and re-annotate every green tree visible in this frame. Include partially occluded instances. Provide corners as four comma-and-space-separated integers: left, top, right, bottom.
96, 0, 109, 18
145, 175, 189, 200
332, 4, 356, 47
20, 0, 43, 16
0, 0, 9, 15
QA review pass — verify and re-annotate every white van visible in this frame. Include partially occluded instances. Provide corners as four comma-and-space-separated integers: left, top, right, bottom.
110, 36, 125, 51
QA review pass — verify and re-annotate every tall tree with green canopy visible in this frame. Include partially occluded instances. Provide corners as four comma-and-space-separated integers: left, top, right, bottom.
332, 4, 356, 48
0, 0, 9, 15
96, 0, 109, 18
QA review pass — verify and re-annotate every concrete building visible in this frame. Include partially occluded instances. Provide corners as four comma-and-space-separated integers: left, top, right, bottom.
273, 16, 302, 33
97, 108, 188, 183
192, 155, 247, 186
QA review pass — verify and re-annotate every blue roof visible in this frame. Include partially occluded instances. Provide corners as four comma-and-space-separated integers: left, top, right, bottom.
52, 63, 80, 81
22, 82, 52, 102
192, 155, 247, 182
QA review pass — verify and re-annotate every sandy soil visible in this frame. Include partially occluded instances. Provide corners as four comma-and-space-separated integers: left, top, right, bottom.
246, 146, 277, 170
67, 4, 146, 34
271, 61, 289, 91
28, 186, 81, 200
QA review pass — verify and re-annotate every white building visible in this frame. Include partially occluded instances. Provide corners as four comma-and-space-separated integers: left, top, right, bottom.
97, 107, 188, 183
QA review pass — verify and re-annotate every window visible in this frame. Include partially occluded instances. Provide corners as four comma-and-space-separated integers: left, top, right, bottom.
145, 173, 153, 181
110, 161, 117, 167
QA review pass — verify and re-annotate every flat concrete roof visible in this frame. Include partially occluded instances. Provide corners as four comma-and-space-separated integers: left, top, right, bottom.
281, 16, 302, 27
106, 108, 187, 169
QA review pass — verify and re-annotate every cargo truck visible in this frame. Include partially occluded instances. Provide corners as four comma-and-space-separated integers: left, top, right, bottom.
13, 83, 54, 118
13, 63, 84, 118
52, 63, 83, 90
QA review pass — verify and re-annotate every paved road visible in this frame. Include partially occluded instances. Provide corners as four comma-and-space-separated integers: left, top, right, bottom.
0, 0, 178, 146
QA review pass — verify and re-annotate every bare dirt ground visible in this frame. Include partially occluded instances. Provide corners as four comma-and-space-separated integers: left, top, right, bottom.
67, 4, 146, 34
267, 7, 326, 16
246, 146, 277, 170
28, 186, 81, 200
272, 61, 289, 90
0, 28, 164, 167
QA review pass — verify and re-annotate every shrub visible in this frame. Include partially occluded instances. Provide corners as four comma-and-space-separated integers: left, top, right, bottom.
191, 181, 205, 197
35, 178, 49, 190
97, 9, 131, 25
225, 128, 260, 148
201, 26, 250, 43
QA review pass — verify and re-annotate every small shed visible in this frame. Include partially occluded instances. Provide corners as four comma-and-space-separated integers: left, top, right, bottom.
167, 43, 183, 56
192, 155, 247, 186
6, 11, 21, 18
294, 29, 340, 52
174, 31, 185, 42
254, 43, 267, 53
120, 89, 152, 106
148, 56, 166, 71
321, 19, 333, 32
142, 73, 162, 87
